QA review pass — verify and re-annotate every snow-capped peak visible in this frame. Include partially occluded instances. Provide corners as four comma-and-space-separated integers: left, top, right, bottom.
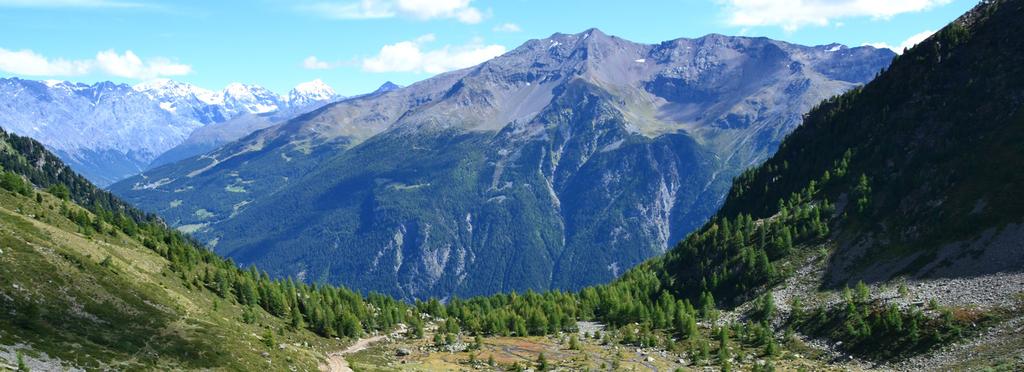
221, 83, 281, 114
223, 82, 257, 97
42, 79, 68, 88
292, 79, 333, 96
287, 79, 337, 107
132, 78, 173, 91
133, 78, 220, 106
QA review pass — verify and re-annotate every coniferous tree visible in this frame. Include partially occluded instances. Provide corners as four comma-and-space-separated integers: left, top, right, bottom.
17, 351, 29, 372
262, 329, 275, 348
290, 306, 304, 330
765, 336, 778, 358
718, 327, 731, 370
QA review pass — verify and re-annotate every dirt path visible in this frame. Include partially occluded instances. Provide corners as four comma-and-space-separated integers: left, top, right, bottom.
323, 335, 387, 372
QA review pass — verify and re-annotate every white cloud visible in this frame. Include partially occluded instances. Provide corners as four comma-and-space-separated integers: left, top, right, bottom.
302, 0, 485, 23
722, 0, 952, 31
362, 35, 506, 74
95, 50, 191, 79
0, 48, 92, 76
493, 22, 521, 32
865, 29, 935, 53
414, 33, 437, 43
898, 29, 936, 50
362, 41, 423, 73
0, 47, 190, 79
0, 0, 143, 7
303, 55, 332, 69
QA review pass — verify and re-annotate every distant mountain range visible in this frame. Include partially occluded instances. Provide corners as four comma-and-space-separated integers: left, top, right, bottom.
149, 81, 404, 168
112, 30, 895, 300
0, 77, 353, 185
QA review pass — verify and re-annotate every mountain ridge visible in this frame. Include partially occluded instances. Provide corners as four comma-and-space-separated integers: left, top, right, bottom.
112, 30, 895, 300
0, 77, 349, 185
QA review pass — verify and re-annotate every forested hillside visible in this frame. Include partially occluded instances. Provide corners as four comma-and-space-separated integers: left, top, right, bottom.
0, 127, 409, 369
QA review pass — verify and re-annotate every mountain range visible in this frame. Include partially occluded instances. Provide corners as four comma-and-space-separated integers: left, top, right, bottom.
2, 0, 1022, 369
111, 30, 895, 300
0, 77, 347, 186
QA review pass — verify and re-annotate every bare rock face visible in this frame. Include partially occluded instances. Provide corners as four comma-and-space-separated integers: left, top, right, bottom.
111, 29, 894, 300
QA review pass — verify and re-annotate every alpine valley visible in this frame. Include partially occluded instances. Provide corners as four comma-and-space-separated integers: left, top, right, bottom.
1, 0, 1022, 370
111, 31, 895, 300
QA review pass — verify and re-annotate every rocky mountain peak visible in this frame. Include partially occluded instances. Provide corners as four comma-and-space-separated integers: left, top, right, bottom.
287, 79, 337, 107
221, 82, 281, 114
134, 78, 221, 107
373, 81, 402, 94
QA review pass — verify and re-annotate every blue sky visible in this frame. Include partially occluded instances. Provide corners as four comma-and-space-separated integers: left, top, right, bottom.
0, 0, 978, 96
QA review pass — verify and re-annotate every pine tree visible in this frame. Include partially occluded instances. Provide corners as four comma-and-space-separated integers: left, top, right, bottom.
765, 336, 777, 358
262, 329, 275, 348
855, 281, 870, 304
242, 306, 257, 324
695, 337, 710, 364
47, 184, 69, 200
699, 291, 716, 318
791, 297, 805, 321
855, 174, 871, 212
17, 351, 29, 372
290, 306, 304, 329
754, 293, 775, 322
406, 316, 424, 339
718, 327, 731, 370
908, 309, 921, 343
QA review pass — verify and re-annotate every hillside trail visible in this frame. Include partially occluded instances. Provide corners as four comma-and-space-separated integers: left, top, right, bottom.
323, 334, 387, 372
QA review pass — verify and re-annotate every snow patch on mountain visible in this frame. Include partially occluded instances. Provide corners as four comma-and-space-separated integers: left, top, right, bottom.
287, 79, 337, 107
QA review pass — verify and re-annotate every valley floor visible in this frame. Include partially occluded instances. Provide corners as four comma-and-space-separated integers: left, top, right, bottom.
338, 323, 847, 371
332, 249, 1024, 372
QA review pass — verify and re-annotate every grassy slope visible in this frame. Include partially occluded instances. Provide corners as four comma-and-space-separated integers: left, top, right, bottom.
0, 188, 344, 370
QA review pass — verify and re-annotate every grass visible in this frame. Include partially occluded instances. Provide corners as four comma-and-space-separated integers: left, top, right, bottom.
0, 189, 344, 370
344, 323, 852, 372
